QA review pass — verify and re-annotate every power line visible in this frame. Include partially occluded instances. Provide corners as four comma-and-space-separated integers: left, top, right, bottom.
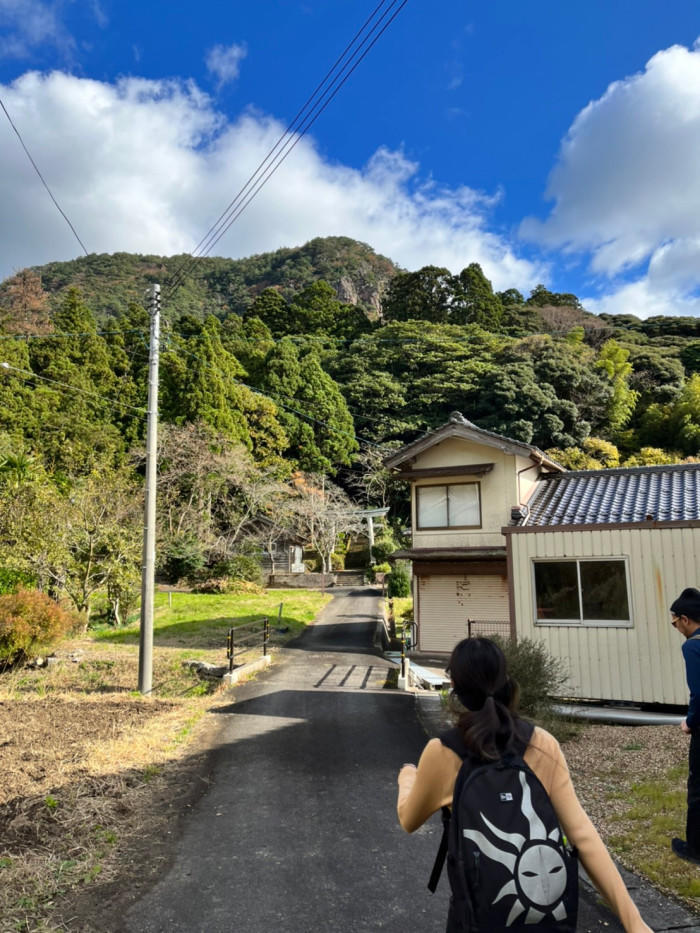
0, 328, 147, 341
165, 336, 391, 452
0, 360, 147, 414
163, 0, 408, 301
0, 96, 89, 258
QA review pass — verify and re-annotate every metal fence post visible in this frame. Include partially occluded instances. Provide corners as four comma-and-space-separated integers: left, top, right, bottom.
227, 627, 234, 673
263, 617, 269, 657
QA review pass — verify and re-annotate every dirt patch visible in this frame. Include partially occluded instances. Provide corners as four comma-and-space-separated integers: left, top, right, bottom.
0, 639, 233, 933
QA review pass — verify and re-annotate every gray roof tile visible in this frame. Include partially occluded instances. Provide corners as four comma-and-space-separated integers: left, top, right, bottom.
523, 463, 700, 526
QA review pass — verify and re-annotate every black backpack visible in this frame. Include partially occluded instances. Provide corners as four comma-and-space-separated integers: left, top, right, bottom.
429, 728, 579, 933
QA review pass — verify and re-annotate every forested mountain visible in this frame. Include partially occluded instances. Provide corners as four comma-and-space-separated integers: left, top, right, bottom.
0, 236, 398, 323
2, 235, 700, 470
2, 235, 700, 619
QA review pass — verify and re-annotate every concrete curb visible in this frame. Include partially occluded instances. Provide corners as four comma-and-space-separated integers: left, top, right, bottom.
222, 654, 272, 686
412, 692, 700, 932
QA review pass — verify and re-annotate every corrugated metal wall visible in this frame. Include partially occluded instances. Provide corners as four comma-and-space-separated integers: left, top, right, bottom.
510, 526, 700, 704
418, 574, 510, 653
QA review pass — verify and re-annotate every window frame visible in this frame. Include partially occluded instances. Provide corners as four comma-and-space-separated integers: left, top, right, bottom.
532, 556, 632, 628
415, 481, 482, 530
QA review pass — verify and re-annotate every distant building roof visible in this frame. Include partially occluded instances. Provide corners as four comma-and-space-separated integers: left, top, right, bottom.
522, 462, 700, 527
384, 411, 564, 473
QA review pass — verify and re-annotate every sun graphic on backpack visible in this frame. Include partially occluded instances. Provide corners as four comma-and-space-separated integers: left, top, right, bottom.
463, 771, 570, 926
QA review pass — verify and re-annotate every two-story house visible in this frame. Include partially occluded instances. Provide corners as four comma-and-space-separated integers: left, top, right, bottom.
386, 411, 700, 706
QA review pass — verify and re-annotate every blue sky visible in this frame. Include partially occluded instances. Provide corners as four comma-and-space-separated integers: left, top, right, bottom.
1, 1, 700, 317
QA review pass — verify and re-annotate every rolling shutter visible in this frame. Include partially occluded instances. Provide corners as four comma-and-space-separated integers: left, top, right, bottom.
418, 574, 510, 653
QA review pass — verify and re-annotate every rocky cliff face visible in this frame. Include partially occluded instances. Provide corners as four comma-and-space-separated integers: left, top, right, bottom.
336, 270, 392, 318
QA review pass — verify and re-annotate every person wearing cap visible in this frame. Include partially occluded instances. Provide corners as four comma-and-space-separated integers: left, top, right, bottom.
670, 586, 700, 865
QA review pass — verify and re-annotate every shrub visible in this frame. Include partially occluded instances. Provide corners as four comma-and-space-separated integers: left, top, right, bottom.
0, 589, 78, 669
331, 551, 345, 571
160, 536, 205, 583
0, 567, 35, 596
387, 561, 411, 598
490, 635, 569, 720
193, 577, 265, 595
368, 561, 391, 582
199, 555, 264, 587
371, 529, 399, 563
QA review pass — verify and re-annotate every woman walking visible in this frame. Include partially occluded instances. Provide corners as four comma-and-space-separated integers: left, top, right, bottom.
397, 637, 652, 932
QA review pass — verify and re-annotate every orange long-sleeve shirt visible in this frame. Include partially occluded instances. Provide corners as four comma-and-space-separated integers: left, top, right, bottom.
397, 727, 653, 933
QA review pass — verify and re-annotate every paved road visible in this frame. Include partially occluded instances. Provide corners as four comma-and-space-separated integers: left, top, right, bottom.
124, 587, 447, 932
123, 587, 700, 933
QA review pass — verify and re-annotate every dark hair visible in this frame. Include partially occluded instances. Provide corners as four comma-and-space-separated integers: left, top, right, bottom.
447, 637, 529, 761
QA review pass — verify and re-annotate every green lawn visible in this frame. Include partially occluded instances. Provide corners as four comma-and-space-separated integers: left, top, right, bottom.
93, 589, 332, 649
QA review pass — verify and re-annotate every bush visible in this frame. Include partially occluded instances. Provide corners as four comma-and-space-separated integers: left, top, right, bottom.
368, 561, 391, 582
160, 536, 205, 584
490, 636, 569, 720
224, 554, 263, 586
387, 562, 411, 598
193, 577, 265, 595
331, 551, 345, 571
0, 567, 35, 596
371, 530, 399, 563
0, 589, 78, 669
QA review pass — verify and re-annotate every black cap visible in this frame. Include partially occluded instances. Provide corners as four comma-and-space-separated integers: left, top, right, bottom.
670, 587, 700, 623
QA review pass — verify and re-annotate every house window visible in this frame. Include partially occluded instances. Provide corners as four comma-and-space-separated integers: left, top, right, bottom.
416, 483, 481, 529
533, 559, 631, 626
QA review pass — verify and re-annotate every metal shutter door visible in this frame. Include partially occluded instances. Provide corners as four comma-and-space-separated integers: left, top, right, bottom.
419, 574, 510, 653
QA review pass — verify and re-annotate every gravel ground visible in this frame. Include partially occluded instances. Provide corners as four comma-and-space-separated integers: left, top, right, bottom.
563, 722, 688, 840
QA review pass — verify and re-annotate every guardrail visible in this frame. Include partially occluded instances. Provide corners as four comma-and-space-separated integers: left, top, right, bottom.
226, 616, 270, 673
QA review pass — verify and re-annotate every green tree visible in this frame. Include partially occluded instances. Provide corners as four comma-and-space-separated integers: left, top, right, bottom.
596, 340, 639, 433
25, 288, 124, 472
452, 263, 505, 329
381, 266, 454, 324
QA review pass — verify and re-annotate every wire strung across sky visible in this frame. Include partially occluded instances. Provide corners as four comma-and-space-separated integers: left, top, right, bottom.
0, 97, 89, 259
163, 0, 409, 303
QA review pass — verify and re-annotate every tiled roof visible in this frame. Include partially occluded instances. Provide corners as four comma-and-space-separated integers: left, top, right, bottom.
523, 463, 700, 527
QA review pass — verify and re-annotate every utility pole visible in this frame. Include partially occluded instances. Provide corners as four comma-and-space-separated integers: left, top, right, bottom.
138, 284, 160, 695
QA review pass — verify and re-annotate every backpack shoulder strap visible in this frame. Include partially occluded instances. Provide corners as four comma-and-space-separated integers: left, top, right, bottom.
428, 729, 473, 893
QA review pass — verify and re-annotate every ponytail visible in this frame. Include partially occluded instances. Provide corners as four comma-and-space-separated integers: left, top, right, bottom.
447, 638, 528, 760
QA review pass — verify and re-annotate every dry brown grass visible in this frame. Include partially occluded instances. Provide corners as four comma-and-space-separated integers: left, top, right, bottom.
0, 635, 259, 933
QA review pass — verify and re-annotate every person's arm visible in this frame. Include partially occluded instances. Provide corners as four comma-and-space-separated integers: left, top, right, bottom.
545, 740, 653, 933
682, 638, 700, 730
397, 738, 459, 832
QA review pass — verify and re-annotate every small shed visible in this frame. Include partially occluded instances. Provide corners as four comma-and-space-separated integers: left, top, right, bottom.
505, 463, 700, 705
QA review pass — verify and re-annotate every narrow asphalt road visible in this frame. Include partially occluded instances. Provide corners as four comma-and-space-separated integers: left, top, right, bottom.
121, 586, 698, 933
123, 587, 448, 932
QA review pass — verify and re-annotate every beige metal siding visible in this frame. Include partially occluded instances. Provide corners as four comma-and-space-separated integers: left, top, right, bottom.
510, 526, 700, 704
418, 574, 510, 654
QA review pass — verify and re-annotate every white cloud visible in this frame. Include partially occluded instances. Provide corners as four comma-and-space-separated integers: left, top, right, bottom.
522, 38, 700, 317
205, 42, 247, 90
584, 278, 700, 320
0, 0, 74, 59
0, 70, 544, 293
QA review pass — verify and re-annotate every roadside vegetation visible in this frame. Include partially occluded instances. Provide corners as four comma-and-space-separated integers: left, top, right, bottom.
0, 589, 331, 933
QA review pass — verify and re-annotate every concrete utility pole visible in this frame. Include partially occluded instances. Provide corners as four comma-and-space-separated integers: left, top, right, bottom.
138, 284, 161, 695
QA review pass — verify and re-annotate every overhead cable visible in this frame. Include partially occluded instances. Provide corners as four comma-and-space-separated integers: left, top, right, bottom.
163, 0, 409, 301
0, 97, 89, 258
0, 360, 147, 414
